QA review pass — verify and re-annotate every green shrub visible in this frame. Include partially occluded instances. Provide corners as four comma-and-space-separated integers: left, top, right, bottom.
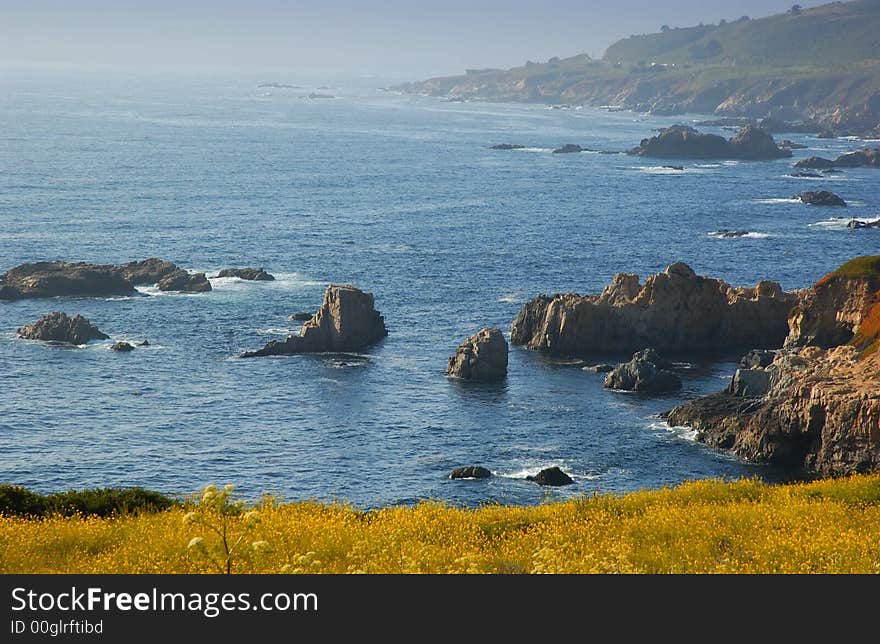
0, 485, 177, 517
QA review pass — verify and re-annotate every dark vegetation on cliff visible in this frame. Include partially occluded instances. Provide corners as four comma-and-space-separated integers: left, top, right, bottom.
398, 0, 880, 136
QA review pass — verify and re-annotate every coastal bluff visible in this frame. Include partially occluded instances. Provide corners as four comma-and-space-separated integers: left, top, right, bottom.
667, 256, 880, 475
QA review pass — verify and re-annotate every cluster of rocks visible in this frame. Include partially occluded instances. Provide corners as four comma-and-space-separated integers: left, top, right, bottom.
795, 148, 880, 170
0, 259, 212, 301
449, 465, 573, 486
15, 311, 149, 351
628, 125, 791, 160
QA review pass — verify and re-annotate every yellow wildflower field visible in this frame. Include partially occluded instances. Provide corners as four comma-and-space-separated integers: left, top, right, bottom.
2, 476, 879, 574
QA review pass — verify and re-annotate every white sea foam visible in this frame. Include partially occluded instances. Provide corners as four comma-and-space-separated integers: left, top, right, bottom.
752, 198, 800, 205
707, 231, 770, 239
649, 421, 698, 442
809, 216, 880, 229
497, 292, 524, 304
634, 165, 706, 175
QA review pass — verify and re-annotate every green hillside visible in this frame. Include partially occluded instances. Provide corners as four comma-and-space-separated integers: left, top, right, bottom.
604, 1, 880, 67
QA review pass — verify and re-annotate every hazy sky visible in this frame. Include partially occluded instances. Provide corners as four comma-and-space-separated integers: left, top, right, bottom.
0, 0, 827, 78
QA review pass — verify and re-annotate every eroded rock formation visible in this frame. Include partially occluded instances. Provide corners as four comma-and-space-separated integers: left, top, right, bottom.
156, 269, 212, 293
511, 262, 798, 356
242, 284, 387, 357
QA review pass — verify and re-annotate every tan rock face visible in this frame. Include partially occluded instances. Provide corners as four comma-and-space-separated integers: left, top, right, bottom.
447, 328, 508, 381
511, 262, 798, 356
785, 268, 880, 349
668, 256, 880, 475
667, 346, 880, 475
242, 284, 387, 357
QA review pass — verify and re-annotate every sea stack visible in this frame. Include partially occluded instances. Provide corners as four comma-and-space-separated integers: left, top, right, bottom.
242, 284, 388, 357
446, 328, 508, 381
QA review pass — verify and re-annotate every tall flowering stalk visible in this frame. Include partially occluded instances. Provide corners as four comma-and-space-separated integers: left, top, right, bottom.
183, 484, 262, 574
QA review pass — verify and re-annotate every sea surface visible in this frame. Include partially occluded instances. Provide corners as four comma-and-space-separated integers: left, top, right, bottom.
1, 72, 878, 507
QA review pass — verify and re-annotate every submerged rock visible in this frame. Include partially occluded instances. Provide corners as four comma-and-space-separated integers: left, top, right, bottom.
629, 125, 790, 159
111, 341, 135, 352
242, 284, 388, 357
790, 171, 822, 178
156, 269, 212, 293
216, 268, 275, 281
511, 262, 798, 357
450, 466, 492, 479
289, 312, 313, 321
711, 229, 750, 238
780, 140, 808, 150
795, 191, 847, 206
0, 262, 135, 301
490, 144, 525, 150
604, 348, 682, 393
16, 312, 109, 345
446, 328, 508, 381
527, 467, 573, 486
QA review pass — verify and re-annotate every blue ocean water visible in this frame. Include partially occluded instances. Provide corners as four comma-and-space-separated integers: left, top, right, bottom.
1, 72, 878, 507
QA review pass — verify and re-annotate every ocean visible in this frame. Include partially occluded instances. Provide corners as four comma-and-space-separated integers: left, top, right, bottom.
1, 71, 878, 506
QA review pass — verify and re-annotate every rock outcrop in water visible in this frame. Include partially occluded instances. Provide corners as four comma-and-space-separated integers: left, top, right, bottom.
795, 148, 880, 170
447, 328, 508, 381
511, 262, 798, 357
216, 268, 275, 281
16, 312, 109, 345
156, 269, 212, 293
111, 341, 135, 352
527, 467, 573, 486
490, 144, 525, 150
666, 255, 880, 475
795, 191, 847, 207
552, 144, 585, 154
0, 259, 211, 300
242, 284, 388, 357
629, 125, 791, 159
604, 348, 682, 393
0, 262, 136, 301
450, 466, 492, 479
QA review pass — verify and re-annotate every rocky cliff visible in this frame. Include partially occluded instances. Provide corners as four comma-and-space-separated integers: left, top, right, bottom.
511, 262, 798, 357
667, 255, 880, 475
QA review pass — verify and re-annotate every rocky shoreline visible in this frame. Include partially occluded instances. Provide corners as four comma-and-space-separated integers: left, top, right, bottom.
4, 252, 879, 479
